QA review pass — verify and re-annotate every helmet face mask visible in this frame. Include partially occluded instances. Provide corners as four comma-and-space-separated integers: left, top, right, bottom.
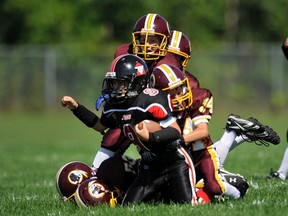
150, 64, 193, 111
133, 32, 167, 60
167, 81, 192, 111
102, 78, 129, 103
132, 13, 170, 60
102, 54, 149, 104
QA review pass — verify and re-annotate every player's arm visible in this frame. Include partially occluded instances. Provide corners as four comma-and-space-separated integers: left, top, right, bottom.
61, 96, 107, 133
136, 119, 181, 149
182, 122, 209, 143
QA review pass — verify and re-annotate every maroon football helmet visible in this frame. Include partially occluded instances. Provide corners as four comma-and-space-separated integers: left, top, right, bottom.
150, 64, 193, 111
168, 30, 192, 70
132, 13, 170, 60
56, 161, 94, 201
74, 177, 120, 207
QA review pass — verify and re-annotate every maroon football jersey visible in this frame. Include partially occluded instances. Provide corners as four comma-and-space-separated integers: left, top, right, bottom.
176, 87, 214, 150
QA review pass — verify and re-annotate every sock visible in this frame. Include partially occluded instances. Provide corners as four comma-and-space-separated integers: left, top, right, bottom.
229, 135, 246, 151
277, 146, 288, 179
222, 182, 241, 199
91, 147, 115, 170
214, 130, 237, 166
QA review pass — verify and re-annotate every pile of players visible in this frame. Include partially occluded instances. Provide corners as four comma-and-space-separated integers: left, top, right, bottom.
56, 13, 281, 208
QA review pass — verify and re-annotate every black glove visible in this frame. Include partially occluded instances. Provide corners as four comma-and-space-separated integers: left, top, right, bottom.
165, 136, 186, 151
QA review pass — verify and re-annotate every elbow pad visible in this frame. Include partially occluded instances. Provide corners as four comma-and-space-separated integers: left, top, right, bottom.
72, 104, 99, 127
282, 45, 288, 60
148, 127, 181, 146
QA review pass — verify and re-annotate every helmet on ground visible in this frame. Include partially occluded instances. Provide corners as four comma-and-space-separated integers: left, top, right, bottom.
150, 64, 193, 111
168, 30, 192, 70
102, 54, 149, 104
56, 161, 94, 201
74, 177, 120, 208
132, 13, 170, 60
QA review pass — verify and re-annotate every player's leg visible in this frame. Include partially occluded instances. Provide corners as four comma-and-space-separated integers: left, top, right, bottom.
267, 129, 288, 180
213, 130, 237, 167
96, 155, 138, 193
91, 128, 130, 171
196, 147, 225, 199
121, 160, 163, 205
215, 114, 280, 167
166, 153, 198, 205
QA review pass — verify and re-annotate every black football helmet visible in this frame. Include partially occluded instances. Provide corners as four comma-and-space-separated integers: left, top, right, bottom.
168, 30, 192, 70
132, 13, 170, 60
102, 54, 149, 104
150, 64, 193, 111
74, 177, 121, 208
55, 161, 94, 201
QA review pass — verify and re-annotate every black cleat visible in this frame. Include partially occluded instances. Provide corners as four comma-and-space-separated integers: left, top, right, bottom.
245, 117, 280, 146
225, 114, 280, 146
266, 168, 285, 180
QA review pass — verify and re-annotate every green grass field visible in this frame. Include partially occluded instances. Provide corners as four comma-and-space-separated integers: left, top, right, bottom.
0, 109, 287, 216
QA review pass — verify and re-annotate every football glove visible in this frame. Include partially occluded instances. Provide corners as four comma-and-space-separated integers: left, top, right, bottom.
95, 94, 109, 111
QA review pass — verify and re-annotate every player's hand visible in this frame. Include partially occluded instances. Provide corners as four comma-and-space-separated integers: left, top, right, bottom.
166, 136, 186, 151
284, 37, 288, 47
135, 122, 149, 141
61, 96, 78, 110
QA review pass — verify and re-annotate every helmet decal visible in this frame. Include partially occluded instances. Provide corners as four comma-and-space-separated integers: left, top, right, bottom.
68, 170, 89, 185
88, 181, 108, 199
135, 61, 146, 76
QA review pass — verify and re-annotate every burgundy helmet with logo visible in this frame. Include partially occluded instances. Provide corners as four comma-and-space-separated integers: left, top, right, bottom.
74, 177, 120, 207
56, 161, 94, 201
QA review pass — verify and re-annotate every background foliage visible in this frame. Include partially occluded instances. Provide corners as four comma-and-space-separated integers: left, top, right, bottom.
0, 0, 287, 113
1, 0, 288, 44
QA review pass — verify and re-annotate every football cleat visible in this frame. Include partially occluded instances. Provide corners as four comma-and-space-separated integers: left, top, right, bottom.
226, 114, 261, 136
226, 114, 280, 146
219, 168, 249, 198
266, 168, 285, 180
245, 117, 280, 146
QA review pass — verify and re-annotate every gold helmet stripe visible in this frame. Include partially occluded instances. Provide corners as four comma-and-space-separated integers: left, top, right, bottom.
144, 13, 157, 31
170, 31, 182, 50
158, 64, 178, 83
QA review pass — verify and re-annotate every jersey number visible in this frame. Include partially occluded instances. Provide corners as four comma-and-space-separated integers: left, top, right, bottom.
199, 97, 213, 114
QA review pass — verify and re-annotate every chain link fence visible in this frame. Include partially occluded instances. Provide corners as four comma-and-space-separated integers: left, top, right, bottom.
0, 43, 287, 112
